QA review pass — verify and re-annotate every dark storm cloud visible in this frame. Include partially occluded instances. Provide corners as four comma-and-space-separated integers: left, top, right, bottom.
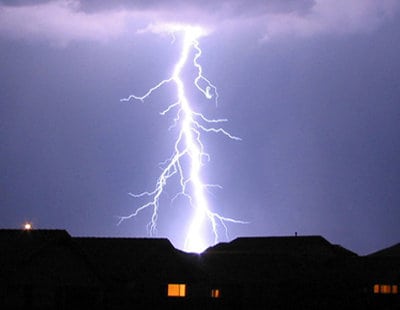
0, 1, 133, 44
0, 0, 399, 44
0, 0, 50, 5
0, 0, 315, 14
75, 0, 315, 17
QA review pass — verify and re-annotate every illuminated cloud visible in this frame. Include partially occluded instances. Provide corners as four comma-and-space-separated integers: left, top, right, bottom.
0, 1, 144, 45
0, 0, 398, 45
259, 0, 400, 41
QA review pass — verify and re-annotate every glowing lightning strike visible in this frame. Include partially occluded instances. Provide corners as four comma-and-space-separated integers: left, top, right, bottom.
119, 24, 245, 253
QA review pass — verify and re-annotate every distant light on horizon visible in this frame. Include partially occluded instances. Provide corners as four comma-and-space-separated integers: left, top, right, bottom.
23, 222, 32, 230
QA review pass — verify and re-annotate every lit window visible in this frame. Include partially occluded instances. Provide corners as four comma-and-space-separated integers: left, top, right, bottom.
211, 289, 220, 298
373, 284, 398, 294
168, 284, 186, 297
381, 285, 391, 294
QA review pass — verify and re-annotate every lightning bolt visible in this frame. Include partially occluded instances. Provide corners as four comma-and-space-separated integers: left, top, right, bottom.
119, 24, 245, 253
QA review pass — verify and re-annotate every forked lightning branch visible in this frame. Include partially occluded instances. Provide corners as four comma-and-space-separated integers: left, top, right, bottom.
118, 24, 245, 253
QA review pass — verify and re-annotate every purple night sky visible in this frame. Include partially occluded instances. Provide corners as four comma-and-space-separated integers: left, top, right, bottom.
1, 0, 400, 254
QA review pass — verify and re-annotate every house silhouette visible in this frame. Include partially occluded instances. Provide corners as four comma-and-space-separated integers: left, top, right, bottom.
0, 229, 399, 309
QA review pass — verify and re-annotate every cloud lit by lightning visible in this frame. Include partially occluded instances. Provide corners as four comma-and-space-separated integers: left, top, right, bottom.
118, 23, 246, 253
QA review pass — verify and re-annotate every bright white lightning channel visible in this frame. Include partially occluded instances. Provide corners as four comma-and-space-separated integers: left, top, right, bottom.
119, 25, 244, 253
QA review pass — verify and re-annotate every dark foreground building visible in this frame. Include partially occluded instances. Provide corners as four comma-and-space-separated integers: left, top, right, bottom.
0, 229, 399, 309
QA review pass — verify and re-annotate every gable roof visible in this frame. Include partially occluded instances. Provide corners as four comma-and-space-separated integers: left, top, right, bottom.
0, 229, 71, 267
200, 236, 359, 284
205, 235, 357, 258
74, 237, 202, 283
367, 243, 400, 257
0, 229, 100, 285
0, 229, 204, 286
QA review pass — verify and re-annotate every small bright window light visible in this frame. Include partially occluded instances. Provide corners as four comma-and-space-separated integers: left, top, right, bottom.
381, 285, 391, 294
168, 284, 186, 297
374, 284, 398, 294
24, 223, 32, 230
211, 289, 220, 298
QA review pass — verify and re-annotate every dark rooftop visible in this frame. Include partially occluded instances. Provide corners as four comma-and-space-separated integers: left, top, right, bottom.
74, 237, 197, 282
0, 229, 71, 267
367, 243, 400, 257
204, 235, 358, 257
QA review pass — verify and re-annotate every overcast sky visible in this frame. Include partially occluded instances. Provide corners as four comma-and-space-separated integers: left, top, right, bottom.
1, 0, 400, 254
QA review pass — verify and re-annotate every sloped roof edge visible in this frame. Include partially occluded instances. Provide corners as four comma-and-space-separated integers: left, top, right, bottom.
366, 242, 400, 257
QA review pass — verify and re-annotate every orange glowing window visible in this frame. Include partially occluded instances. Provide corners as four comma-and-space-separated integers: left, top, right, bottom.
168, 284, 186, 297
381, 285, 391, 294
374, 284, 398, 294
211, 289, 220, 298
